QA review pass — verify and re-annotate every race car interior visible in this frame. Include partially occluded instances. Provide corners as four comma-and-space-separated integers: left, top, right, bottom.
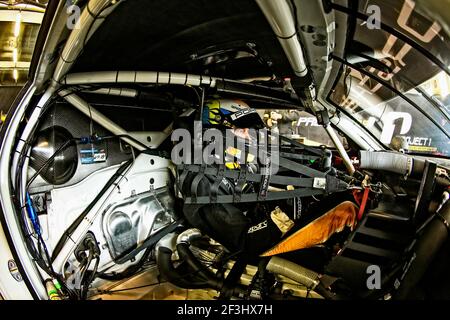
3, 0, 450, 300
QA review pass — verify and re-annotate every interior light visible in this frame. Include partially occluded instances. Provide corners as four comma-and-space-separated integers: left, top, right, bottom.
14, 12, 22, 37
13, 48, 18, 63
13, 68, 18, 81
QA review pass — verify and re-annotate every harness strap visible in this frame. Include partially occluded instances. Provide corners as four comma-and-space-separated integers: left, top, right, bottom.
276, 156, 326, 178
181, 164, 315, 188
190, 164, 206, 204
185, 188, 324, 204
357, 187, 370, 221
178, 164, 190, 190
280, 152, 320, 162
210, 165, 225, 203
234, 165, 247, 203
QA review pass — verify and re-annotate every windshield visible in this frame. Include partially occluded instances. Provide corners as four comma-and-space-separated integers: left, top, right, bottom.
328, 0, 450, 157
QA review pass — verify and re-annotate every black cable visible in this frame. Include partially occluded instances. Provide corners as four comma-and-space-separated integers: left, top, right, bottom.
69, 237, 102, 300
94, 253, 225, 297
37, 234, 54, 274
98, 134, 152, 151
41, 89, 154, 152
26, 139, 75, 189
80, 255, 99, 300
87, 99, 94, 137
26, 133, 148, 192
11, 96, 83, 299
97, 248, 152, 281
86, 257, 100, 286
21, 130, 141, 274
16, 191, 52, 275
19, 196, 78, 299
289, 0, 299, 31
189, 86, 203, 108
58, 1, 116, 66
83, 1, 117, 47
13, 130, 135, 300
56, 84, 100, 98
51, 159, 133, 261
97, 247, 152, 281
92, 280, 166, 296
199, 87, 205, 122
79, 251, 93, 288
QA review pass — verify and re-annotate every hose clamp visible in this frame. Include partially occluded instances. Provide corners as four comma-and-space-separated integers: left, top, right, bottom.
177, 228, 202, 245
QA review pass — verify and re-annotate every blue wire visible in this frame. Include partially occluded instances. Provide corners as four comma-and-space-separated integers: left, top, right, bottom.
26, 193, 55, 274
25, 192, 41, 236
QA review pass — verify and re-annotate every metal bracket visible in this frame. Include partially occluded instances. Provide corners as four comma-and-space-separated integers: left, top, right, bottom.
313, 177, 327, 189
